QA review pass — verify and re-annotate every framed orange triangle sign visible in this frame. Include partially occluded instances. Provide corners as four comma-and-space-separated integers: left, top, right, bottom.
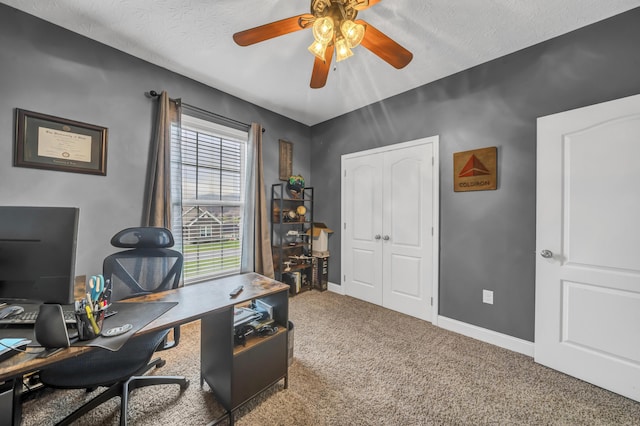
453, 147, 497, 192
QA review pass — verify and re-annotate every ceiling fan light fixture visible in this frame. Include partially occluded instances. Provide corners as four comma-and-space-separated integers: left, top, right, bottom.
312, 17, 334, 43
233, 0, 413, 88
308, 40, 329, 60
335, 37, 353, 62
341, 19, 365, 48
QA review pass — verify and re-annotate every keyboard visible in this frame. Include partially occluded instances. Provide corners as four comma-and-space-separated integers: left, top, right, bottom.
0, 308, 118, 325
0, 309, 77, 325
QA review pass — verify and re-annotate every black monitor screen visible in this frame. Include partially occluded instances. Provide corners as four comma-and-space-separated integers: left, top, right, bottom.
0, 206, 79, 305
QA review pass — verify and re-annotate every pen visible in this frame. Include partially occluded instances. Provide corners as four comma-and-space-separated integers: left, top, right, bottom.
85, 305, 100, 335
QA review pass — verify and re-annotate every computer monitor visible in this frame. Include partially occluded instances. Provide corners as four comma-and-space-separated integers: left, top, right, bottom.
0, 206, 79, 305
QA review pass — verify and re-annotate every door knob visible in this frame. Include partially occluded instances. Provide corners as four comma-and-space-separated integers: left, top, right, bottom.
383, 235, 390, 241
540, 249, 553, 258
374, 234, 381, 240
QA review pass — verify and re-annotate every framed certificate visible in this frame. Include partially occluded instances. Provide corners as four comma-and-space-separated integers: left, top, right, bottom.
14, 109, 108, 176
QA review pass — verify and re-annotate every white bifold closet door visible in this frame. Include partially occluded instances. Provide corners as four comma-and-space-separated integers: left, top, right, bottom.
342, 137, 439, 322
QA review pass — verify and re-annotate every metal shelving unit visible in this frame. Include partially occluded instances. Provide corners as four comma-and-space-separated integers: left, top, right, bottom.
271, 183, 314, 294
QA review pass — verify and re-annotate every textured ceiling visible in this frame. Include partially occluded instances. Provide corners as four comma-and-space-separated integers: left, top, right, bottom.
3, 0, 640, 125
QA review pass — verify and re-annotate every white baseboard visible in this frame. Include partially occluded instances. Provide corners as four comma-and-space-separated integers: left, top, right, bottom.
437, 315, 534, 357
327, 282, 343, 295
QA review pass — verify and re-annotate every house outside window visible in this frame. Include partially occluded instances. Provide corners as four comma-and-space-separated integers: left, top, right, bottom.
171, 115, 248, 284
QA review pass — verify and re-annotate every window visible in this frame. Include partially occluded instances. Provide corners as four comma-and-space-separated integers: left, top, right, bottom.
171, 115, 248, 284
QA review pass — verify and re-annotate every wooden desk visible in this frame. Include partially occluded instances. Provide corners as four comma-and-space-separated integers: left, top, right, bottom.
200, 276, 290, 424
0, 272, 289, 425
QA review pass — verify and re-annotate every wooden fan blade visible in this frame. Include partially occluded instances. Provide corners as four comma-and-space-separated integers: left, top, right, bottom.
353, 0, 382, 11
233, 14, 314, 46
356, 20, 413, 69
310, 44, 335, 89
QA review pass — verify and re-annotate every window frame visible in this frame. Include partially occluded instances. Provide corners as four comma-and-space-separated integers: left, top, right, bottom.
172, 114, 249, 284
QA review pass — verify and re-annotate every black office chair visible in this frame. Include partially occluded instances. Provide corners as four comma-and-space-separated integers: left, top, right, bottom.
103, 226, 183, 349
39, 227, 189, 426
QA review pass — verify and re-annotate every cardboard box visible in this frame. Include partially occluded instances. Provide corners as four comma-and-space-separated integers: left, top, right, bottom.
306, 222, 333, 253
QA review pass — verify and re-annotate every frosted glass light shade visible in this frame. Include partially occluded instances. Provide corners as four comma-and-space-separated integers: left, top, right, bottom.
308, 40, 329, 60
312, 17, 334, 43
341, 20, 365, 48
335, 38, 353, 62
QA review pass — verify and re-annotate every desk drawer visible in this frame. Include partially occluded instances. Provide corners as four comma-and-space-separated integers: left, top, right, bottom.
231, 330, 287, 408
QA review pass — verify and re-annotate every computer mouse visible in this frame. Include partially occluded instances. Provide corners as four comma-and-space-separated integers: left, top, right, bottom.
0, 305, 24, 319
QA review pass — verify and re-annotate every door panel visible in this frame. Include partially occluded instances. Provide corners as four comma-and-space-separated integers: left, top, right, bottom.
388, 157, 422, 246
352, 248, 377, 290
536, 93, 640, 402
563, 280, 640, 363
352, 163, 378, 242
389, 254, 421, 296
565, 119, 640, 271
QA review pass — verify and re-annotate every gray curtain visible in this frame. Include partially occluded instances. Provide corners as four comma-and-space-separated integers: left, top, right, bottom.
143, 91, 181, 228
142, 92, 181, 288
249, 123, 274, 278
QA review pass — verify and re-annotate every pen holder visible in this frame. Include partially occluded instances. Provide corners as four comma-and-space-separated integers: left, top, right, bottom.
75, 306, 107, 340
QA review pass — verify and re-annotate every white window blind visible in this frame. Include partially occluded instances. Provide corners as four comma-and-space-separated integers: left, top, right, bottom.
171, 114, 248, 284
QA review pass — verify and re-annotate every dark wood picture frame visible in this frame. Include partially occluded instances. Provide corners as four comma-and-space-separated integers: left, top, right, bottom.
14, 109, 108, 176
279, 139, 293, 181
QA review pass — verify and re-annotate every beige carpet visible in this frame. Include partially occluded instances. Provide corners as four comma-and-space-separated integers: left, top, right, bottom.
21, 290, 640, 425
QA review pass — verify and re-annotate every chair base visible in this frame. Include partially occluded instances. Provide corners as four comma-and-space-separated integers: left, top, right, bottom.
54, 357, 189, 426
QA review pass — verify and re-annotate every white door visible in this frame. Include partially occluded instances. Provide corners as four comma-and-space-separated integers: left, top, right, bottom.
342, 152, 384, 305
382, 143, 435, 320
535, 94, 640, 402
342, 137, 439, 321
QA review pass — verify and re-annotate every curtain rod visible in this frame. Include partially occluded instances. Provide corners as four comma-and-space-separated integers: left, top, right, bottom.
148, 90, 265, 133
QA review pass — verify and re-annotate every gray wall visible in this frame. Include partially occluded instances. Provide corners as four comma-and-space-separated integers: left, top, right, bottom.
0, 4, 310, 278
3, 3, 640, 343
310, 8, 640, 341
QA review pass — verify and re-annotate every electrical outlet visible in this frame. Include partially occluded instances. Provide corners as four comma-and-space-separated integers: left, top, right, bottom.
482, 289, 494, 305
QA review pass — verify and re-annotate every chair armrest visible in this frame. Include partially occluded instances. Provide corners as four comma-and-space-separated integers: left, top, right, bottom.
157, 325, 180, 350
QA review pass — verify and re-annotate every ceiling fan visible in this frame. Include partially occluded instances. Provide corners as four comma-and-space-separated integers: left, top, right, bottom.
233, 0, 413, 89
